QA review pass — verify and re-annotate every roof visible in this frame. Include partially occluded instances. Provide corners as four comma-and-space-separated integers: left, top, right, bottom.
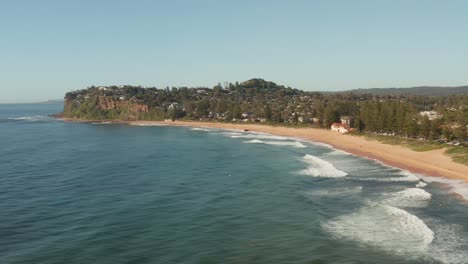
331, 123, 349, 128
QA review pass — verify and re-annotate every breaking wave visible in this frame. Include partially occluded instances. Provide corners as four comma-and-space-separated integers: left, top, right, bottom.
359, 170, 420, 183
416, 181, 428, 188
427, 220, 468, 264
190, 127, 211, 131
220, 131, 243, 136
417, 175, 468, 200
300, 141, 333, 149
382, 188, 432, 208
304, 186, 363, 197
323, 203, 434, 255
299, 154, 348, 178
7, 115, 53, 122
244, 139, 306, 148
230, 134, 290, 140
324, 149, 352, 156
92, 121, 113, 125
129, 123, 167, 126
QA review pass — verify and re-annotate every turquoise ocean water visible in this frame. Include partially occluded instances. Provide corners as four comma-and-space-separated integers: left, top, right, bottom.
1, 103, 468, 264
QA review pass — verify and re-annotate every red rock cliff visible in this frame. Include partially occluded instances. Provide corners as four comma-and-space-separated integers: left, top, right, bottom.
98, 97, 149, 113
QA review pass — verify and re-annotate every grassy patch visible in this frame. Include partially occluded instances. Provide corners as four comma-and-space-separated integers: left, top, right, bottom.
445, 146, 468, 166
356, 133, 468, 166
360, 134, 444, 152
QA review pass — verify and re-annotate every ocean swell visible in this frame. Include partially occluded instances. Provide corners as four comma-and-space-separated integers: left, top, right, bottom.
230, 133, 290, 141
244, 139, 306, 148
7, 115, 53, 122
190, 127, 211, 131
299, 154, 348, 178
382, 188, 432, 208
323, 203, 434, 254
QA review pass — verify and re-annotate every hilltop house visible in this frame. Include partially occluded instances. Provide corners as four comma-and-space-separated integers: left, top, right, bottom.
331, 123, 350, 134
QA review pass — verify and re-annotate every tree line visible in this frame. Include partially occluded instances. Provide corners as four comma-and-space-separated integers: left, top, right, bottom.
63, 79, 468, 141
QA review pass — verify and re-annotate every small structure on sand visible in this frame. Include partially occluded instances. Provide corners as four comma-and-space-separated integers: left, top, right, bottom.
331, 123, 350, 134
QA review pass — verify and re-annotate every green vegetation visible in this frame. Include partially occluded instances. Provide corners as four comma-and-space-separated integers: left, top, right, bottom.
62, 78, 467, 165
445, 147, 468, 166
63, 79, 467, 139
361, 134, 444, 151
360, 133, 468, 165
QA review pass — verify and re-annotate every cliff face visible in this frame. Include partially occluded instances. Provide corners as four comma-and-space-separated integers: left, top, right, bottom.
97, 97, 149, 113
63, 96, 150, 120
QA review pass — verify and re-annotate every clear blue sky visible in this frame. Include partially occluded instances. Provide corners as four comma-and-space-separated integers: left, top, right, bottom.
1, 0, 468, 103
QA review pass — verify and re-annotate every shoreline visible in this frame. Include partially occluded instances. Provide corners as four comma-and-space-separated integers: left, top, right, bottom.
60, 117, 468, 182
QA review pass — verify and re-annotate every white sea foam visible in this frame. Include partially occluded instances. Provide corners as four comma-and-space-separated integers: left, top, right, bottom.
324, 149, 352, 156
416, 181, 428, 188
382, 188, 432, 208
299, 154, 348, 178
323, 203, 434, 254
427, 220, 468, 264
92, 121, 112, 124
220, 129, 339, 150
307, 141, 334, 149
245, 139, 263, 144
244, 139, 306, 148
416, 175, 468, 200
221, 132, 243, 137
8, 115, 51, 122
305, 186, 363, 197
230, 133, 290, 140
360, 170, 420, 183
190, 127, 211, 131
129, 123, 167, 126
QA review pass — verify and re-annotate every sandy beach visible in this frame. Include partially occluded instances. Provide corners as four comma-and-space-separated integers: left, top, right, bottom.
123, 120, 468, 182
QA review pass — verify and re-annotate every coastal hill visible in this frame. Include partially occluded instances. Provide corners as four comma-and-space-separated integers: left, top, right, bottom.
62, 78, 467, 143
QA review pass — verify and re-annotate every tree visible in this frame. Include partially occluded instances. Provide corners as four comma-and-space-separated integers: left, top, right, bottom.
323, 105, 339, 128
353, 116, 363, 132
232, 104, 241, 119
215, 99, 228, 113
170, 110, 177, 121
453, 110, 467, 140
443, 127, 452, 141
195, 100, 209, 118
429, 120, 442, 140
265, 105, 272, 121
453, 124, 467, 140
405, 115, 419, 138
419, 116, 431, 139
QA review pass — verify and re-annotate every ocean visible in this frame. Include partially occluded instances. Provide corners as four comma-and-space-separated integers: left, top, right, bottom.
1, 103, 468, 264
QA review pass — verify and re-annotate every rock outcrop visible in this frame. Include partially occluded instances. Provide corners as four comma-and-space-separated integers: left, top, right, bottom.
97, 97, 149, 113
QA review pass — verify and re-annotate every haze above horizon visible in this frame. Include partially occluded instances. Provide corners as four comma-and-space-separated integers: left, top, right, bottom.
1, 0, 468, 103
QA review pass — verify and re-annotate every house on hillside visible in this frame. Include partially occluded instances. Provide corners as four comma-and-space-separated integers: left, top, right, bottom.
340, 116, 354, 126
168, 102, 180, 111
241, 112, 254, 119
419, 111, 441, 120
331, 123, 350, 134
298, 116, 311, 123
